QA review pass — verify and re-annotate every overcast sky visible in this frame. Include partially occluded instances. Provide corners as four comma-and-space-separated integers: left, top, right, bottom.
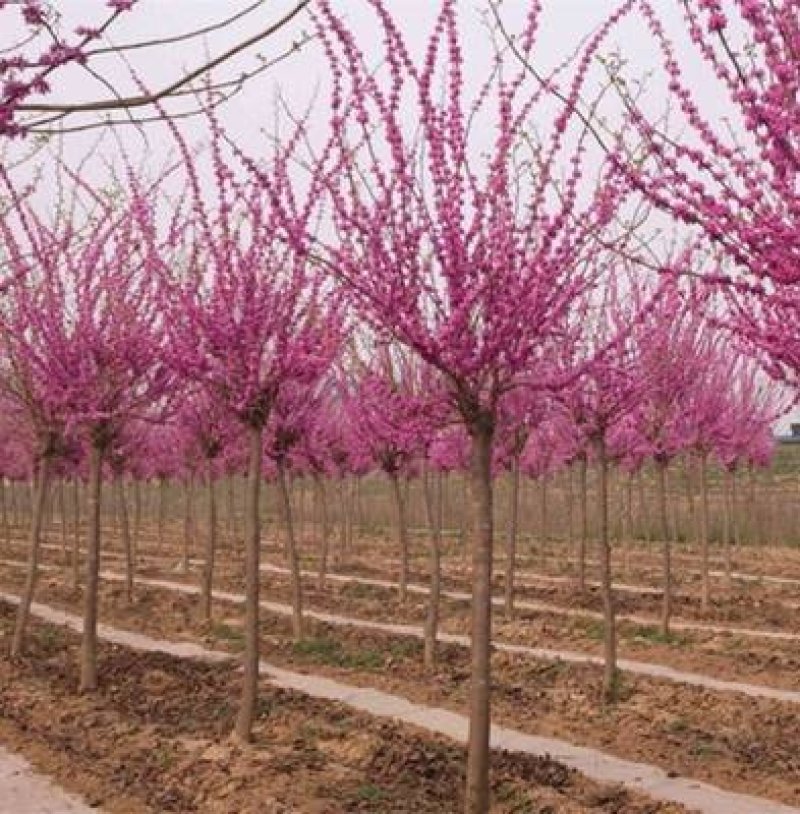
3, 1, 798, 430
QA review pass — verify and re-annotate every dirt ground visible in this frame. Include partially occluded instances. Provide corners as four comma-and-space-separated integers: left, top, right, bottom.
2, 569, 798, 808
0, 603, 688, 814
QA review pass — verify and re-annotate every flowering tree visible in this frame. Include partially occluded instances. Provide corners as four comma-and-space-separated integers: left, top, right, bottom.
164, 112, 341, 742
314, 1, 634, 807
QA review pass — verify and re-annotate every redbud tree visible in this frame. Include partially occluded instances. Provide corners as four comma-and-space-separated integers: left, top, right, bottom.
313, 1, 634, 808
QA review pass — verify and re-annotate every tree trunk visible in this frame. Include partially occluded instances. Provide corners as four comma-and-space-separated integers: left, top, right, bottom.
722, 469, 733, 588
539, 474, 548, 566
595, 436, 617, 701
234, 424, 263, 743
699, 452, 711, 611
389, 470, 410, 604
116, 478, 134, 604
58, 479, 68, 565
656, 460, 671, 636
227, 474, 237, 549
578, 455, 588, 592
464, 424, 494, 814
201, 465, 217, 622
422, 467, 443, 670
182, 477, 194, 574
315, 474, 330, 590
80, 442, 104, 692
504, 455, 520, 617
277, 459, 304, 640
157, 476, 167, 553
683, 457, 696, 551
132, 479, 141, 560
10, 456, 51, 657
71, 477, 81, 592
0, 477, 9, 550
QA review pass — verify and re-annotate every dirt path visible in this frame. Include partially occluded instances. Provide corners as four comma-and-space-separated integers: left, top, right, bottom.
0, 744, 100, 814
3, 590, 799, 814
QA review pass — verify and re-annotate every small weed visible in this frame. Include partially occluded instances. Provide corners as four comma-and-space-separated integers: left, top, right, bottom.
494, 782, 536, 813
666, 717, 689, 734
293, 637, 385, 671
625, 624, 690, 647
574, 618, 605, 641
36, 625, 65, 651
354, 783, 388, 802
153, 744, 175, 769
690, 739, 719, 759
211, 622, 245, 652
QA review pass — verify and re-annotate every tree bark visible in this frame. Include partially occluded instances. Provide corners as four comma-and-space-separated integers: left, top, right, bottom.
656, 460, 672, 636
315, 474, 330, 590
389, 470, 410, 604
80, 442, 104, 692
201, 465, 217, 622
504, 455, 520, 617
116, 478, 134, 604
277, 459, 304, 640
10, 456, 51, 658
234, 424, 263, 743
58, 479, 68, 565
698, 452, 711, 611
464, 424, 494, 814
71, 477, 81, 592
157, 475, 167, 553
422, 467, 443, 670
0, 477, 9, 550
722, 468, 733, 588
578, 455, 588, 592
595, 436, 617, 701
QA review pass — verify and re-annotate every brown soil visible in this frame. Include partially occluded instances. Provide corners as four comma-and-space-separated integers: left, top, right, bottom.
4, 571, 799, 808
0, 604, 682, 814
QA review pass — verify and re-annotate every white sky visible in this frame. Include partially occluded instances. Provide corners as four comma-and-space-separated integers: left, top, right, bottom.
3, 0, 798, 430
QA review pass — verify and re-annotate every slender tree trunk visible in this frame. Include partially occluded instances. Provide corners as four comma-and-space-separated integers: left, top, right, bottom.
57, 479, 68, 565
464, 424, 494, 814
623, 473, 634, 573
71, 477, 81, 592
277, 459, 304, 640
10, 457, 51, 657
114, 478, 134, 603
578, 455, 588, 591
539, 474, 548, 561
699, 452, 711, 611
683, 456, 697, 551
80, 442, 104, 692
157, 476, 166, 553
731, 467, 740, 556
722, 469, 733, 588
595, 436, 617, 701
656, 460, 672, 636
0, 478, 9, 550
201, 465, 218, 622
389, 470, 410, 604
504, 455, 520, 617
132, 479, 141, 561
234, 424, 263, 743
181, 478, 192, 574
336, 479, 347, 568
566, 465, 575, 559
227, 474, 237, 548
636, 471, 648, 543
422, 467, 443, 670
315, 474, 330, 590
